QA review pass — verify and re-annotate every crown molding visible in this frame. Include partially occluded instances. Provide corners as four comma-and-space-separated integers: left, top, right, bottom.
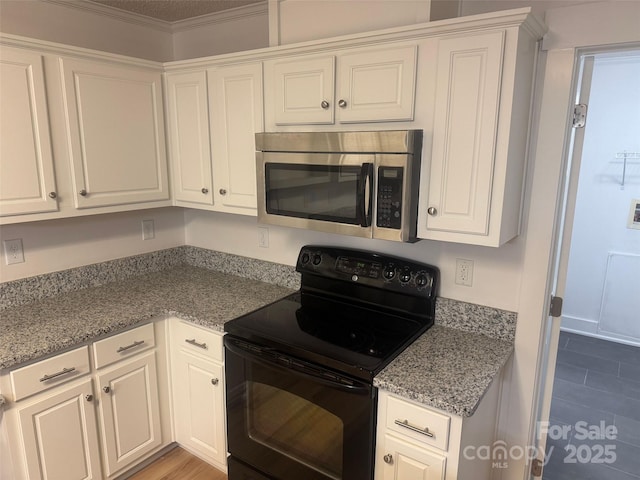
43, 0, 174, 32
42, 0, 268, 35
171, 3, 268, 32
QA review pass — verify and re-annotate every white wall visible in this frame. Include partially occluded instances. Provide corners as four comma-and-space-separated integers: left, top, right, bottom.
184, 210, 526, 311
0, 208, 185, 282
0, 0, 173, 61
562, 53, 640, 340
172, 4, 269, 60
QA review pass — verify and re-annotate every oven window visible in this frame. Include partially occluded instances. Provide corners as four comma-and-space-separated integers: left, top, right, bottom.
265, 164, 362, 224
247, 381, 344, 480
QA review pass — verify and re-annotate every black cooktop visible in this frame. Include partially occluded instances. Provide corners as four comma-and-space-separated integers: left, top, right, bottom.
224, 246, 439, 381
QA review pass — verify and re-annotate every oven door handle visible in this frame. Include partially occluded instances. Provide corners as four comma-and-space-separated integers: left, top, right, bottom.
226, 339, 371, 395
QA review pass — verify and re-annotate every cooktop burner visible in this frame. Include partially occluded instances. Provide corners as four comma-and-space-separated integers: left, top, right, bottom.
224, 246, 439, 381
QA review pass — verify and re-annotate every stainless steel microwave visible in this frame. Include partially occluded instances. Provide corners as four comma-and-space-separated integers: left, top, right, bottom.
256, 130, 422, 242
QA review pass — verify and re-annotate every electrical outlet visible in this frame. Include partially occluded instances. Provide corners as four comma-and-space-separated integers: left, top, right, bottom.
258, 227, 269, 248
142, 219, 155, 240
4, 238, 25, 265
455, 258, 473, 286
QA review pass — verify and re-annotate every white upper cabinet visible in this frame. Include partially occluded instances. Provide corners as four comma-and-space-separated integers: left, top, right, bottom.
165, 70, 214, 206
208, 62, 263, 214
59, 57, 169, 209
337, 46, 417, 123
271, 56, 335, 125
265, 44, 417, 127
418, 21, 542, 246
0, 47, 58, 217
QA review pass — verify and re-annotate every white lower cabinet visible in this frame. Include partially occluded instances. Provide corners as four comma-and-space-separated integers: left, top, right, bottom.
169, 318, 227, 470
1, 323, 168, 480
376, 374, 502, 480
95, 351, 162, 476
16, 378, 102, 480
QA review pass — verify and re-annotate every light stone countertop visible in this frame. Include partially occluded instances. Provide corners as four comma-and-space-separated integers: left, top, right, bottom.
0, 256, 514, 418
0, 265, 294, 370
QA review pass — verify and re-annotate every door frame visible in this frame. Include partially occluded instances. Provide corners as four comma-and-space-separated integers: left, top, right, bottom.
497, 3, 640, 479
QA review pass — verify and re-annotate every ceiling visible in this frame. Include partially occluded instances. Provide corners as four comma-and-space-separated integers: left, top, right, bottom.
87, 0, 263, 22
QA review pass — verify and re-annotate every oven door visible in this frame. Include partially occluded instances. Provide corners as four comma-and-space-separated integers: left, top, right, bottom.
224, 336, 376, 480
256, 152, 374, 238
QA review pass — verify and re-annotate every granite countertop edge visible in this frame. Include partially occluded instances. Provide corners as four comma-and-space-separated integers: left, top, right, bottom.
1, 264, 513, 418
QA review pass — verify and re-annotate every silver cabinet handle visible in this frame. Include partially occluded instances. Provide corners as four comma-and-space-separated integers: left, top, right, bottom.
338, 99, 347, 108
211, 378, 219, 386
185, 338, 208, 350
48, 192, 57, 199
383, 454, 393, 464
103, 386, 111, 394
427, 207, 437, 216
219, 188, 227, 195
40, 367, 76, 382
117, 340, 144, 353
85, 394, 93, 402
79, 189, 87, 196
202, 187, 209, 194
321, 100, 330, 109
394, 419, 434, 438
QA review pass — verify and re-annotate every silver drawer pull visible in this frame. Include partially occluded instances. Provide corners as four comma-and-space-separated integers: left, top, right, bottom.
40, 367, 76, 382
117, 340, 145, 353
395, 419, 434, 438
185, 338, 208, 350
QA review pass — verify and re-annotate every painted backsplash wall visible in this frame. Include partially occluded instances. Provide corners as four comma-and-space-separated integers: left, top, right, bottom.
0, 208, 185, 283
183, 209, 526, 312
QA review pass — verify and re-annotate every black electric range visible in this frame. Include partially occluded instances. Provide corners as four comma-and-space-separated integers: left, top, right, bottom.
224, 245, 439, 382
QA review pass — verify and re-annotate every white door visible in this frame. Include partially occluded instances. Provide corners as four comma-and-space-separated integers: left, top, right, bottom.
378, 435, 445, 480
0, 47, 58, 216
173, 350, 226, 465
95, 351, 162, 477
270, 56, 335, 125
209, 62, 263, 214
17, 379, 102, 480
535, 47, 640, 477
425, 31, 505, 236
337, 45, 417, 123
59, 57, 169, 208
165, 70, 213, 205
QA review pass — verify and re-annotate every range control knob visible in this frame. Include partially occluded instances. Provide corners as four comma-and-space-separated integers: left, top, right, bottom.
415, 273, 429, 287
301, 252, 310, 264
312, 254, 322, 266
399, 269, 412, 284
383, 265, 396, 280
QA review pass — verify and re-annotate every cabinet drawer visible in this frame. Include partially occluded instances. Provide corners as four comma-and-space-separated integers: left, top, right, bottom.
385, 395, 450, 451
173, 320, 223, 363
93, 323, 155, 369
10, 346, 90, 401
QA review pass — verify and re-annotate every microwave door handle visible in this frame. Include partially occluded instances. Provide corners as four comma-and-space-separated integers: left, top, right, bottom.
359, 163, 373, 227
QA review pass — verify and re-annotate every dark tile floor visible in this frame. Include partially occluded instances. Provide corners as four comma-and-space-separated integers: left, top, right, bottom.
543, 331, 640, 480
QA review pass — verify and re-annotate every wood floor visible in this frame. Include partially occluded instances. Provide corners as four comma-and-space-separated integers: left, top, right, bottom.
128, 447, 227, 480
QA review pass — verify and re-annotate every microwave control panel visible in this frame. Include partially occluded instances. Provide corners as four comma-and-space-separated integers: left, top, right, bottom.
376, 167, 404, 229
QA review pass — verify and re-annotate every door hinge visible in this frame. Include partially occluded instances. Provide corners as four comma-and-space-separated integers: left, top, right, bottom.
531, 458, 543, 477
572, 104, 587, 128
550, 296, 563, 317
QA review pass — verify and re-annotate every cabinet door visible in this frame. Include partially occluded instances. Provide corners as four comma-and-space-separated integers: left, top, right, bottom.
271, 56, 335, 125
0, 47, 58, 216
59, 57, 169, 208
423, 31, 505, 237
172, 349, 226, 466
209, 63, 263, 213
17, 378, 102, 480
95, 351, 162, 477
165, 70, 213, 205
378, 435, 445, 480
337, 45, 417, 123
